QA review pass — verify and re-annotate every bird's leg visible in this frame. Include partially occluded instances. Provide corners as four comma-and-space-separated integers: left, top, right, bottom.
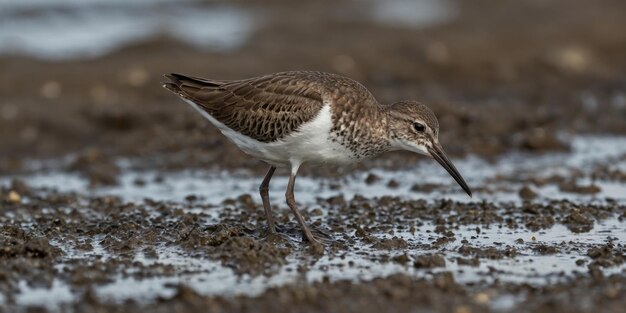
259, 166, 277, 233
285, 171, 322, 247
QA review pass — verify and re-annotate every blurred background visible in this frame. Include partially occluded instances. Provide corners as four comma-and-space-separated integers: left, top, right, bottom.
1, 0, 625, 179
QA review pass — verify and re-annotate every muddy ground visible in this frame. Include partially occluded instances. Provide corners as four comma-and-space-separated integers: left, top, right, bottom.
1, 0, 626, 312
0, 177, 624, 313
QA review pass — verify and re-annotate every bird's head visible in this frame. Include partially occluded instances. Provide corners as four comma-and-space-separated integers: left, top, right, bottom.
386, 100, 472, 197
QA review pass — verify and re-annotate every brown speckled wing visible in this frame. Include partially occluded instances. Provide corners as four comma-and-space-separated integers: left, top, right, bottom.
164, 72, 326, 143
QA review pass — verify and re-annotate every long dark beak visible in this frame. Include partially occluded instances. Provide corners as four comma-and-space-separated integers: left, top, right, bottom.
427, 143, 472, 197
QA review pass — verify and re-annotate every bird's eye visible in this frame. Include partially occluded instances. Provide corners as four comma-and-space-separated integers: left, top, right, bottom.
413, 122, 425, 132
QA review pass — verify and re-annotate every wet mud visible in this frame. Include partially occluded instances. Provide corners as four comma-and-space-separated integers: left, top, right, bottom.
1, 176, 625, 312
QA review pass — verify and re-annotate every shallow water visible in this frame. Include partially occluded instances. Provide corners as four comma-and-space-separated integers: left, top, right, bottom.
0, 0, 253, 59
8, 136, 626, 205
0, 0, 457, 60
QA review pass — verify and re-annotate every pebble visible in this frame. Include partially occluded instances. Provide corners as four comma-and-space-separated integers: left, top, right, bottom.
7, 190, 21, 203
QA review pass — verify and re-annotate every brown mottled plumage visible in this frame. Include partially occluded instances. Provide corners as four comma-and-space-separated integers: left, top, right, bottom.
164, 71, 373, 143
163, 71, 471, 251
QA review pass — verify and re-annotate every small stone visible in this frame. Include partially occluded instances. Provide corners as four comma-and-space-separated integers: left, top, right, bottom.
474, 292, 490, 304
7, 190, 21, 203
550, 46, 593, 72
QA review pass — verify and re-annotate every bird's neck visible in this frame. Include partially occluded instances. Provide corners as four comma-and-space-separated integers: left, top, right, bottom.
329, 104, 393, 159
379, 106, 408, 152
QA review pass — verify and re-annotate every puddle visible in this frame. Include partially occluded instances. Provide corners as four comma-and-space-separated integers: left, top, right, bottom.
0, 0, 254, 59
6, 136, 626, 205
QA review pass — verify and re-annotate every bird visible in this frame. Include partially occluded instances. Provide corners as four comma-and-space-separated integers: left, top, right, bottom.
162, 71, 471, 248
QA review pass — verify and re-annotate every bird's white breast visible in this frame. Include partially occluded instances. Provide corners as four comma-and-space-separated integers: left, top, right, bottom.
184, 100, 355, 168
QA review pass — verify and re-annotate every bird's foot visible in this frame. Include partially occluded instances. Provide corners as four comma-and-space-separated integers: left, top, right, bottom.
263, 223, 331, 254
304, 236, 325, 255
262, 222, 284, 235
301, 228, 333, 255
310, 226, 333, 242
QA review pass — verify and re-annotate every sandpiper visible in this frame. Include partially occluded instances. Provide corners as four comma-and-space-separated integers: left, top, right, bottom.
163, 71, 471, 247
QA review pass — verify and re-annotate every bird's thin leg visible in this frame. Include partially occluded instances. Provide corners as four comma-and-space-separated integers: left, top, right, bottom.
285, 169, 321, 246
259, 166, 277, 233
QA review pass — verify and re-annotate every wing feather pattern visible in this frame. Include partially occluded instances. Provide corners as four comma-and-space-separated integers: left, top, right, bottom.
164, 72, 326, 143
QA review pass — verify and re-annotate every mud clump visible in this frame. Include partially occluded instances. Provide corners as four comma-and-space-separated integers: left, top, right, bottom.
0, 225, 62, 259
532, 244, 560, 255
518, 185, 538, 201
410, 183, 443, 193
373, 237, 408, 250
178, 224, 248, 250
391, 253, 411, 265
68, 149, 120, 187
0, 224, 63, 297
456, 257, 480, 267
386, 180, 400, 189
458, 245, 517, 260
558, 182, 601, 195
364, 173, 380, 185
587, 244, 625, 268
216, 237, 291, 276
562, 210, 595, 233
520, 129, 570, 152
414, 254, 446, 268
524, 215, 556, 231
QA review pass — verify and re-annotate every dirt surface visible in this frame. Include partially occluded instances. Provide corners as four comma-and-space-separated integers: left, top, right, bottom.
1, 0, 626, 312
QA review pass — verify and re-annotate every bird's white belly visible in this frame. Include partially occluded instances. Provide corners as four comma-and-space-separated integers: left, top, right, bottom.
185, 100, 355, 168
